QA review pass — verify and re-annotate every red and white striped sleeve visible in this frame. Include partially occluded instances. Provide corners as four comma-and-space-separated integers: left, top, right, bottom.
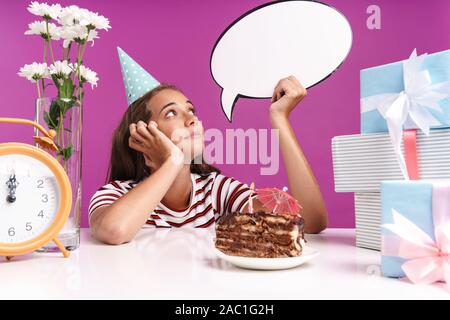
88, 180, 135, 225
211, 173, 252, 218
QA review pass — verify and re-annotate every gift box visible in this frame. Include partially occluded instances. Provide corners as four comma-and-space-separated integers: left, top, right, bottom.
360, 49, 450, 134
380, 180, 450, 281
332, 128, 450, 192
354, 193, 381, 251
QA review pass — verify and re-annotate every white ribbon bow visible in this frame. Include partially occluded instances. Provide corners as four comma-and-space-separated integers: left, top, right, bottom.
361, 49, 450, 179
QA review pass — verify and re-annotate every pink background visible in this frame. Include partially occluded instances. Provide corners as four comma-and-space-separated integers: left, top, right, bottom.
1, 0, 449, 228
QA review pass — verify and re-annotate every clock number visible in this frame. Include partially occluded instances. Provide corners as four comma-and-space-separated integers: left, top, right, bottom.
8, 227, 15, 237
37, 179, 44, 188
41, 194, 48, 203
26, 222, 32, 231
38, 210, 44, 218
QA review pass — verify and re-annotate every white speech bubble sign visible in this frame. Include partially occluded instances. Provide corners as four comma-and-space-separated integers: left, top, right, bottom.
210, 0, 353, 122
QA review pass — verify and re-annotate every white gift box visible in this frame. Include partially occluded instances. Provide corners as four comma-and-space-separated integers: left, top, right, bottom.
332, 128, 450, 192
354, 193, 381, 251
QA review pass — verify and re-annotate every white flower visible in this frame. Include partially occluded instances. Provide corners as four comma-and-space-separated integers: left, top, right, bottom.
27, 2, 62, 20
78, 65, 98, 89
84, 11, 111, 31
18, 62, 50, 82
59, 25, 99, 48
25, 21, 60, 40
57, 5, 108, 47
59, 5, 110, 30
49, 60, 74, 78
58, 5, 89, 27
59, 24, 82, 48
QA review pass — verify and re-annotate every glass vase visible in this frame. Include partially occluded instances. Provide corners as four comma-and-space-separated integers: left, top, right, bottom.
35, 97, 82, 251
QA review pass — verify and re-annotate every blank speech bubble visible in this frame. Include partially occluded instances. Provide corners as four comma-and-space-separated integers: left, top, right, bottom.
210, 0, 353, 122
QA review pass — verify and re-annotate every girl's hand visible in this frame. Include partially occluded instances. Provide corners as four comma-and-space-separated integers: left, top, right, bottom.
128, 121, 184, 169
270, 75, 307, 118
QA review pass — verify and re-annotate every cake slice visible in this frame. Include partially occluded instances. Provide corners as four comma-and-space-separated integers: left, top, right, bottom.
215, 211, 305, 258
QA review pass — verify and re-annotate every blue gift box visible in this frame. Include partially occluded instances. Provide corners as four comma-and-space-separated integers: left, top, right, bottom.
360, 49, 450, 134
380, 180, 437, 278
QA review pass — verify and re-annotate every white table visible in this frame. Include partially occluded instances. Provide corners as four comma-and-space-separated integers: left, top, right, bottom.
0, 228, 448, 299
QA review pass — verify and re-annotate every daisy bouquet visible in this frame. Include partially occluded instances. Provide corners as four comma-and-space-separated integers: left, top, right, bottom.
18, 2, 110, 166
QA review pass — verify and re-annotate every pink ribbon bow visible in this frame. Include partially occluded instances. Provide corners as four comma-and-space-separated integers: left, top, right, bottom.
382, 182, 450, 289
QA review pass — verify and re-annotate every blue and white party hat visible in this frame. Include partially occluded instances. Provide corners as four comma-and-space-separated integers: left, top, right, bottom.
117, 47, 160, 106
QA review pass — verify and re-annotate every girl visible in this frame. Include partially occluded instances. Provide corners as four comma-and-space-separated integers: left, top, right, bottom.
89, 75, 328, 245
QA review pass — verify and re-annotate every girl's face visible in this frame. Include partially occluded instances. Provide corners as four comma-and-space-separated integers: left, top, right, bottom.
147, 89, 204, 162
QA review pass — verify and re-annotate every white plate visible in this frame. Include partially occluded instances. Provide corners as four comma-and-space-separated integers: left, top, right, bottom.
214, 246, 319, 270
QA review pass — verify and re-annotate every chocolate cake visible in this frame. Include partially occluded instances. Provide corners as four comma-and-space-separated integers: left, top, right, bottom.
215, 211, 305, 258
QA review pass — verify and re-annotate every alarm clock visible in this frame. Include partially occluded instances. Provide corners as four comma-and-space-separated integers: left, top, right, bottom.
0, 117, 72, 261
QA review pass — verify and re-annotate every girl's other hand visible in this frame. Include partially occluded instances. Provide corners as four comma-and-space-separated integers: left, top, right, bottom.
128, 120, 184, 169
270, 75, 307, 118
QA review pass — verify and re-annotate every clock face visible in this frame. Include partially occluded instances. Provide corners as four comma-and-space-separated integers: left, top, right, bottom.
0, 154, 60, 244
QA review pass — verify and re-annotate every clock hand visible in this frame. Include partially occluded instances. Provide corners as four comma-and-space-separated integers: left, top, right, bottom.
6, 174, 18, 203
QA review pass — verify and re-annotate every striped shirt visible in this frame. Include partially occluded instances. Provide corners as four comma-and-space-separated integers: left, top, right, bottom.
88, 172, 252, 228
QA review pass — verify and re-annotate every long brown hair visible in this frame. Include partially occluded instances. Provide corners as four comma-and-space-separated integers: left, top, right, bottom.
106, 83, 220, 183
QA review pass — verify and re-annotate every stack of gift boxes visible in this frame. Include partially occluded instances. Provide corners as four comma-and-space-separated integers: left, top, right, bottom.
333, 127, 450, 250
332, 49, 450, 280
